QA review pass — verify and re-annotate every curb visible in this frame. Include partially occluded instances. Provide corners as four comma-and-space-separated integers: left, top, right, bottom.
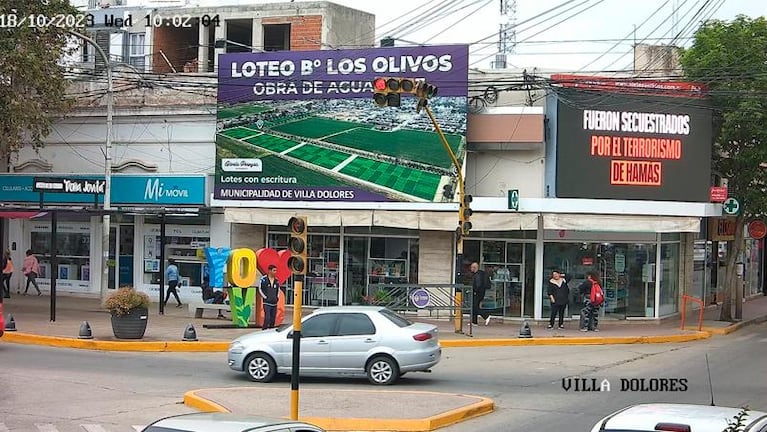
182, 388, 494, 432
1, 331, 710, 351
439, 331, 711, 347
1, 332, 229, 352
697, 315, 767, 335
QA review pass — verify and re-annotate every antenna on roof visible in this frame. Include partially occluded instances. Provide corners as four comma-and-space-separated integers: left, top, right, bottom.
706, 353, 715, 406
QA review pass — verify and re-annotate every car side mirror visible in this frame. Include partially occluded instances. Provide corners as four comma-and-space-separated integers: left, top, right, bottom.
287, 330, 293, 339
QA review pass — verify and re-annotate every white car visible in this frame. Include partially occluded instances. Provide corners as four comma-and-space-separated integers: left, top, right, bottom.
142, 413, 324, 432
228, 306, 441, 385
591, 403, 767, 432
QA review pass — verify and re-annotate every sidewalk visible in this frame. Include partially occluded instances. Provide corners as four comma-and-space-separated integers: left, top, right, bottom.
2, 294, 767, 351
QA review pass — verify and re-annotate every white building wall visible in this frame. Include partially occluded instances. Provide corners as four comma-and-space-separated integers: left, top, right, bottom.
13, 111, 215, 175
466, 148, 546, 199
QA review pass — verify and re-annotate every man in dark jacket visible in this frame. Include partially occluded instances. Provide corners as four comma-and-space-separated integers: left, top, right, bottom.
470, 262, 492, 325
547, 270, 570, 329
258, 264, 281, 329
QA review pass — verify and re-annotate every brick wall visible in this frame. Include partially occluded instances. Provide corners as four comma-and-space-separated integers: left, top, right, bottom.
152, 26, 199, 73
262, 15, 323, 51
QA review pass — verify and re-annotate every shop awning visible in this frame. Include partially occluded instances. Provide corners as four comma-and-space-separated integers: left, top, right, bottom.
225, 208, 539, 231
543, 214, 700, 233
0, 211, 46, 219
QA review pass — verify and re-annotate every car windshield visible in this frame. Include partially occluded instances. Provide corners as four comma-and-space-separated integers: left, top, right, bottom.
378, 309, 413, 327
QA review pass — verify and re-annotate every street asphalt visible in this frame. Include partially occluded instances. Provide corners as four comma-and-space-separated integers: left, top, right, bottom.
2, 294, 767, 431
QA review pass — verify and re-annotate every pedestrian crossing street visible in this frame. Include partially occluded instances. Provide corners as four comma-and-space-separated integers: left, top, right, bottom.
0, 424, 145, 432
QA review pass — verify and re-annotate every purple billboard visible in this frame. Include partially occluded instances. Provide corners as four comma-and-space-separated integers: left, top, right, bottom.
214, 45, 468, 203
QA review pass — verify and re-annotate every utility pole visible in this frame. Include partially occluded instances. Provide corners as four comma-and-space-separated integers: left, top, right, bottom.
69, 30, 112, 303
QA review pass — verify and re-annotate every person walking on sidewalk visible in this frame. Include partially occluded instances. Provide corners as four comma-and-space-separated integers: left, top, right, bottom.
547, 269, 570, 329
22, 250, 41, 296
164, 259, 182, 308
470, 262, 492, 325
258, 264, 280, 330
2, 249, 13, 299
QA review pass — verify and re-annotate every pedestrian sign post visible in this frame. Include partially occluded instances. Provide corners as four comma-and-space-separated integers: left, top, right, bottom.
508, 189, 519, 211
722, 198, 740, 215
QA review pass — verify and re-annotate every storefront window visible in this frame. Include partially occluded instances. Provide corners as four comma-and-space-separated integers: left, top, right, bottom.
659, 243, 680, 316
142, 221, 210, 290
307, 235, 340, 306
30, 220, 92, 292
463, 238, 535, 318
544, 242, 657, 319
692, 240, 712, 302
343, 236, 419, 306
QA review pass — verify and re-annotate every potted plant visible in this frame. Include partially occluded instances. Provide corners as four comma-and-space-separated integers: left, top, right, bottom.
351, 287, 364, 305
105, 287, 150, 339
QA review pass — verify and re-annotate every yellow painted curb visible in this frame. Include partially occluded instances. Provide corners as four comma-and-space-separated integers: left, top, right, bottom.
183, 388, 494, 432
1, 332, 229, 352
183, 390, 231, 413
439, 331, 710, 347
1, 331, 710, 351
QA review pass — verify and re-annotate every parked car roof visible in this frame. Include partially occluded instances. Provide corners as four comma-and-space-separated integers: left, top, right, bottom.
142, 412, 324, 432
311, 305, 386, 313
592, 403, 767, 432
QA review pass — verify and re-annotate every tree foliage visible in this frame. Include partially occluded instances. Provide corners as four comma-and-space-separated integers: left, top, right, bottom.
0, 0, 79, 156
680, 16, 767, 321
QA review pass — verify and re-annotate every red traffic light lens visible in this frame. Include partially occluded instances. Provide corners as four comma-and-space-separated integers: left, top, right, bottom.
373, 78, 387, 91
289, 216, 306, 234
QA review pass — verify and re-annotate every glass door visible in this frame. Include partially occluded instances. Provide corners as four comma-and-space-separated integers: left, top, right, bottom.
118, 225, 134, 288
343, 237, 368, 305
108, 226, 117, 290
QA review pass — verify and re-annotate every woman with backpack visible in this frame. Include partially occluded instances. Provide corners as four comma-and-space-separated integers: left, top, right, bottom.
578, 271, 604, 332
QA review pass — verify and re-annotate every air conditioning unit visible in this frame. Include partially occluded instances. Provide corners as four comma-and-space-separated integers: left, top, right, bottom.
96, 0, 125, 8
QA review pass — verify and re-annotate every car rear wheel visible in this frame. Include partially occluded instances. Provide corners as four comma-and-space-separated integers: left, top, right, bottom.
245, 353, 276, 383
367, 356, 399, 385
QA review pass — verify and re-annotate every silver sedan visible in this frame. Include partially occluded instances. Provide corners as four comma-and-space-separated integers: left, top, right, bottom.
228, 306, 441, 385
142, 413, 324, 432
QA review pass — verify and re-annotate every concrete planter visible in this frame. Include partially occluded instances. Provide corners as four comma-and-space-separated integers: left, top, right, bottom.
110, 307, 148, 339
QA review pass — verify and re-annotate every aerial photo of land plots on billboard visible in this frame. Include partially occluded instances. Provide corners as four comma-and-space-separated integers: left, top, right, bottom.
214, 45, 469, 203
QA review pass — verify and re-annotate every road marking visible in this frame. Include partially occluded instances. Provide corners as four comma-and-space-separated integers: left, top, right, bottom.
132, 426, 145, 432
759, 337, 767, 343
0, 422, 9, 432
82, 425, 109, 432
733, 334, 756, 342
35, 424, 59, 432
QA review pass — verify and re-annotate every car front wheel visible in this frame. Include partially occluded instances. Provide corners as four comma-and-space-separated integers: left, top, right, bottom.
245, 352, 276, 383
367, 356, 399, 385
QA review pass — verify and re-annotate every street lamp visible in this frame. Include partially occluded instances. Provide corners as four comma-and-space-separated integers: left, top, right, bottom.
69, 30, 113, 304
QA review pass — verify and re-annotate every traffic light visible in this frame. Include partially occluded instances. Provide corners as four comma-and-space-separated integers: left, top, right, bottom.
458, 194, 473, 236
416, 81, 438, 99
287, 216, 307, 275
372, 77, 418, 107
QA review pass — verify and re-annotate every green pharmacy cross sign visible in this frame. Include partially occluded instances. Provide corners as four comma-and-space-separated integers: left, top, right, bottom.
723, 197, 740, 215
508, 189, 520, 211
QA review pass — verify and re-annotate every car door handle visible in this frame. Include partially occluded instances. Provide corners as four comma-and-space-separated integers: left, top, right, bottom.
364, 338, 376, 343
317, 340, 329, 345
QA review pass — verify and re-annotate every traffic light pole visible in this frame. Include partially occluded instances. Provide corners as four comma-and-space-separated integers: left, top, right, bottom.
289, 274, 303, 420
423, 105, 465, 334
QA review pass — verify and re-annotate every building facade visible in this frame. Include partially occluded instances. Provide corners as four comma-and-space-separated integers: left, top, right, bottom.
6, 2, 751, 322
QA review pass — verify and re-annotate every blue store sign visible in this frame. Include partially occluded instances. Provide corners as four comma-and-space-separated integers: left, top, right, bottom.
0, 175, 206, 205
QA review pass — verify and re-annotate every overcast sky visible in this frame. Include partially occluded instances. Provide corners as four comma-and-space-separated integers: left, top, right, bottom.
313, 0, 763, 72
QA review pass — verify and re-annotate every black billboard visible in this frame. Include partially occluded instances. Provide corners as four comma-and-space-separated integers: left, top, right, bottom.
554, 88, 712, 202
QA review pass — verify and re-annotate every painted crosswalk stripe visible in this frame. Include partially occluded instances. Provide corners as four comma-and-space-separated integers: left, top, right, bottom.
35, 424, 59, 432
0, 422, 9, 432
734, 334, 756, 342
82, 425, 109, 432
759, 337, 767, 343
